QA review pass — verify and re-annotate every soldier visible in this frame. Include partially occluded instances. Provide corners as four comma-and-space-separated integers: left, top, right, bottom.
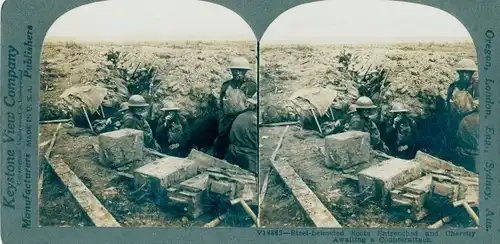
445, 59, 479, 153
455, 110, 479, 172
214, 57, 257, 159
347, 96, 389, 153
321, 103, 357, 136
155, 102, 191, 157
120, 95, 162, 151
103, 102, 129, 131
384, 103, 419, 159
446, 58, 479, 111
225, 93, 258, 174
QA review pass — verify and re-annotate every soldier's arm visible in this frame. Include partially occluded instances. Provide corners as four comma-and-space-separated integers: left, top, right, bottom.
250, 114, 258, 148
242, 81, 258, 97
121, 118, 139, 130
347, 117, 363, 131
219, 82, 229, 111
446, 83, 456, 109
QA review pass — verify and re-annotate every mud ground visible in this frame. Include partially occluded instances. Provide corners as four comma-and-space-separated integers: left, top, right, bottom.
38, 124, 253, 227
38, 41, 259, 227
258, 42, 478, 227
259, 126, 476, 228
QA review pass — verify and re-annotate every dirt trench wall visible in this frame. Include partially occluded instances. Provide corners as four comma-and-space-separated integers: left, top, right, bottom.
259, 43, 477, 158
40, 41, 258, 123
259, 43, 476, 122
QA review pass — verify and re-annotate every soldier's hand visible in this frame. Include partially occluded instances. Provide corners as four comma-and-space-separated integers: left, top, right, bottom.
334, 120, 341, 127
105, 118, 112, 125
473, 100, 479, 108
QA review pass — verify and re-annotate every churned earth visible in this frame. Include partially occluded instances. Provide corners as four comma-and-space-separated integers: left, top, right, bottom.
38, 40, 258, 227
258, 42, 477, 228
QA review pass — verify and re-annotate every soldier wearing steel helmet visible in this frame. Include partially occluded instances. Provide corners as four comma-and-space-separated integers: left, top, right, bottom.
225, 92, 258, 174
446, 58, 479, 111
347, 96, 389, 153
120, 95, 162, 151
384, 102, 419, 159
445, 59, 479, 155
154, 101, 191, 157
214, 57, 257, 159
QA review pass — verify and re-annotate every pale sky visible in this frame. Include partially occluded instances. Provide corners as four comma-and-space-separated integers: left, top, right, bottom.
2, 0, 473, 44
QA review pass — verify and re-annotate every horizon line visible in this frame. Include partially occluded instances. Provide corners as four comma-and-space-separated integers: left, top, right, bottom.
44, 37, 474, 46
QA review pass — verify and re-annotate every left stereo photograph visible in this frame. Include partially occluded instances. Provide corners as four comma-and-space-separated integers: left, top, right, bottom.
37, 0, 259, 228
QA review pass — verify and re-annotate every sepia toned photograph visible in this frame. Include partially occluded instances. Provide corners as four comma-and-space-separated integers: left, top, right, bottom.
38, 0, 258, 227
258, 1, 479, 228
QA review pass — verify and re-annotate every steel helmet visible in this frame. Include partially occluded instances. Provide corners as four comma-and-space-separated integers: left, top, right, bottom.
161, 101, 180, 111
347, 104, 357, 114
119, 102, 129, 112
247, 93, 257, 105
455, 59, 477, 72
355, 96, 377, 109
390, 102, 409, 113
127, 95, 149, 107
229, 57, 251, 70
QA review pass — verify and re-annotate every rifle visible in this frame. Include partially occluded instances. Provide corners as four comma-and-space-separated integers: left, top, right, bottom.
377, 70, 390, 124
147, 69, 158, 121
361, 64, 372, 82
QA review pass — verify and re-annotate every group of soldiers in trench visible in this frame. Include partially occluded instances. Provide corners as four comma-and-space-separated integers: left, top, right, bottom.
321, 58, 479, 173
99, 57, 258, 175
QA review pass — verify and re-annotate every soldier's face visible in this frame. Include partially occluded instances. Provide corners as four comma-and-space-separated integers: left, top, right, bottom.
133, 108, 147, 117
458, 71, 474, 83
231, 69, 247, 81
359, 109, 375, 118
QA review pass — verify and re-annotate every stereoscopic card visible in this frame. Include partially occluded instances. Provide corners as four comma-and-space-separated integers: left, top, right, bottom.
1, 0, 499, 243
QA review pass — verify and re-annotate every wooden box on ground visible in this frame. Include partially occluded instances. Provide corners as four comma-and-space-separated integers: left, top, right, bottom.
98, 129, 144, 168
324, 131, 371, 169
166, 173, 211, 219
358, 158, 422, 206
391, 175, 434, 220
133, 156, 199, 197
187, 149, 258, 206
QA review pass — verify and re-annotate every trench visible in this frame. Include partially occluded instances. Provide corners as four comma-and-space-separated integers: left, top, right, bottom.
40, 48, 222, 157
259, 73, 457, 163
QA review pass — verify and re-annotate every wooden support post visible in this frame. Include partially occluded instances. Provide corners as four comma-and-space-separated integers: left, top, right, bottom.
268, 125, 341, 227
203, 213, 227, 228
46, 157, 121, 227
428, 216, 450, 229
38, 123, 63, 205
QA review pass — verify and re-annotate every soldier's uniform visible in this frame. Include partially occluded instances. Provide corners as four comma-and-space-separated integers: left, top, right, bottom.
225, 93, 258, 174
155, 102, 192, 157
384, 103, 419, 159
321, 104, 356, 136
120, 95, 162, 151
446, 59, 479, 154
214, 57, 257, 159
347, 97, 389, 153
455, 111, 479, 172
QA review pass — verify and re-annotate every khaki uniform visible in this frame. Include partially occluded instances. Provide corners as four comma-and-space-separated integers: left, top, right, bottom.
155, 114, 191, 157
214, 79, 257, 159
385, 116, 419, 159
224, 109, 258, 174
121, 112, 161, 151
348, 113, 388, 152
455, 111, 479, 172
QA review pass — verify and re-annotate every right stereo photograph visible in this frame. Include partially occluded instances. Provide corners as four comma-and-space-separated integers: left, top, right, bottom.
257, 1, 479, 229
